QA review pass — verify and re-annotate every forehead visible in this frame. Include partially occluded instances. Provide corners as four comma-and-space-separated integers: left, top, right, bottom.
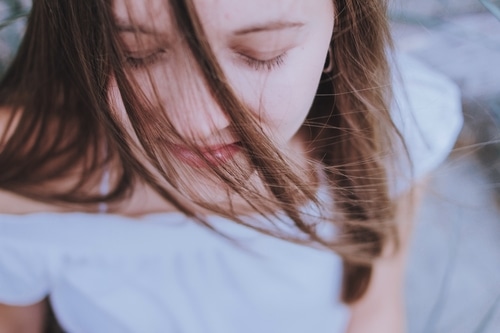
113, 0, 323, 31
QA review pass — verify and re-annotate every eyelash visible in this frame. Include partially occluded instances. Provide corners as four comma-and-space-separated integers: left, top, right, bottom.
124, 50, 287, 72
239, 53, 288, 72
124, 49, 167, 68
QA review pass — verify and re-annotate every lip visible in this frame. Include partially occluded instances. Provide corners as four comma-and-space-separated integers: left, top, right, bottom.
170, 143, 241, 168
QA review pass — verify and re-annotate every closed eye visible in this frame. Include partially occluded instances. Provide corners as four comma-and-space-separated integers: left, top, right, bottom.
238, 52, 288, 72
124, 49, 169, 68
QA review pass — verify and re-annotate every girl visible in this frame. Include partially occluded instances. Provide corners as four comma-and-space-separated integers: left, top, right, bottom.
0, 0, 462, 332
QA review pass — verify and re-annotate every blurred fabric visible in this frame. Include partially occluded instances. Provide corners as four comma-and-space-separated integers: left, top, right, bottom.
391, 1, 500, 332
0, 0, 30, 74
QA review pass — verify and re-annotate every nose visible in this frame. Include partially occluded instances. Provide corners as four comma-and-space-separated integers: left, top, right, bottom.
170, 77, 232, 144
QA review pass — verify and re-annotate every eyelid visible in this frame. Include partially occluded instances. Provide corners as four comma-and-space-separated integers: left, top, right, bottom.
124, 47, 168, 57
236, 52, 288, 71
232, 45, 289, 59
235, 51, 284, 62
119, 32, 172, 64
123, 48, 169, 68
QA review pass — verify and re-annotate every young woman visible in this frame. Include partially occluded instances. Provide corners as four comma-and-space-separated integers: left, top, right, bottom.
0, 0, 462, 332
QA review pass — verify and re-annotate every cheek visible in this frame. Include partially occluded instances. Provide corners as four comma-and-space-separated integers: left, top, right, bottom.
261, 82, 315, 141
107, 76, 151, 141
107, 78, 129, 124
247, 48, 328, 142
226, 23, 333, 143
107, 72, 171, 129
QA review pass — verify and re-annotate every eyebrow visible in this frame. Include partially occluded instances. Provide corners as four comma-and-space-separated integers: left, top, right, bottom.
233, 21, 305, 35
115, 21, 160, 35
115, 19, 305, 36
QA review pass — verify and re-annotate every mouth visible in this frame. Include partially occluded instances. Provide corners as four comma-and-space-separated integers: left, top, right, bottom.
170, 143, 242, 168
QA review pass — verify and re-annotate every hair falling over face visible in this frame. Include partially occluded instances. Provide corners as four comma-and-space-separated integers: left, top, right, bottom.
0, 0, 403, 304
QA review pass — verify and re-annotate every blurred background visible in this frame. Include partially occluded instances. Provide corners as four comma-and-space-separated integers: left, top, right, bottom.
1, 0, 500, 332
390, 1, 500, 332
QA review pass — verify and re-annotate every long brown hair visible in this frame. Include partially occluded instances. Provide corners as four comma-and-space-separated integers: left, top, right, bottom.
0, 0, 400, 304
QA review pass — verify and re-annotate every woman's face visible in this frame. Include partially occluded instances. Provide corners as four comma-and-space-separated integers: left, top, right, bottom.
111, 0, 334, 165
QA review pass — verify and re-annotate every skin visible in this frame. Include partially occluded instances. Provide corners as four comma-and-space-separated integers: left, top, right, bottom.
0, 188, 416, 333
0, 302, 46, 333
105, 0, 335, 213
112, 0, 333, 144
346, 183, 423, 333
0, 0, 413, 331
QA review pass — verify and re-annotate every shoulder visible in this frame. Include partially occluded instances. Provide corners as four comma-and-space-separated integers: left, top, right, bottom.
389, 54, 463, 195
0, 189, 67, 215
0, 106, 19, 137
391, 54, 463, 139
0, 107, 80, 215
0, 107, 33, 214
0, 107, 66, 215
0, 106, 22, 160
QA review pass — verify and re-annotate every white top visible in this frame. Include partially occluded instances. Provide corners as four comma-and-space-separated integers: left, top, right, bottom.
0, 55, 463, 333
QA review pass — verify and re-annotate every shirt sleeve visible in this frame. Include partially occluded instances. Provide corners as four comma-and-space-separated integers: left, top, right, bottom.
0, 221, 51, 306
389, 54, 464, 196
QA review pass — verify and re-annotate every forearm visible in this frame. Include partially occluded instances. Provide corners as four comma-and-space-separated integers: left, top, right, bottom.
344, 180, 427, 333
0, 301, 46, 333
345, 275, 406, 333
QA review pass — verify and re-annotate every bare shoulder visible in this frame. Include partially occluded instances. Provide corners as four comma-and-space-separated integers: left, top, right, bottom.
0, 105, 19, 133
0, 107, 68, 215
0, 106, 21, 155
0, 189, 65, 215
